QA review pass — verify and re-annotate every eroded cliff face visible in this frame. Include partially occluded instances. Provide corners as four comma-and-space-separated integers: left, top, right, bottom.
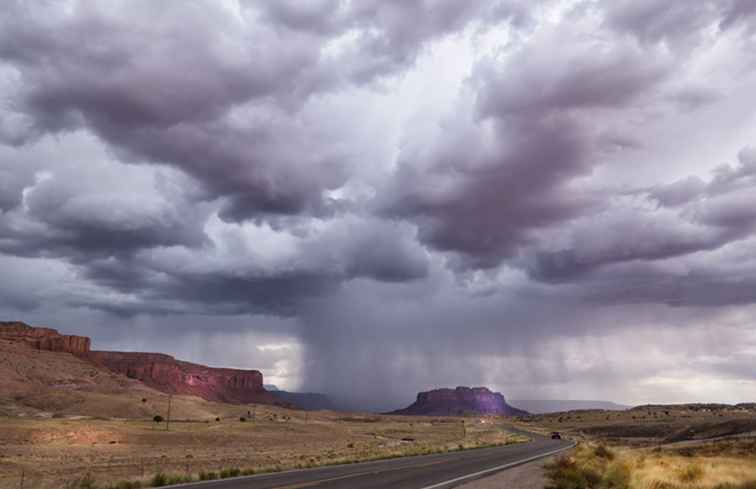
86, 351, 275, 404
0, 321, 91, 355
0, 321, 276, 406
391, 386, 529, 416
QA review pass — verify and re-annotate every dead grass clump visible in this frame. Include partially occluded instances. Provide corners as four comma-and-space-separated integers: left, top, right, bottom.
336, 416, 381, 423
603, 461, 632, 489
545, 456, 602, 489
65, 474, 98, 489
645, 481, 680, 489
219, 467, 241, 478
595, 445, 616, 460
198, 471, 218, 480
677, 463, 705, 483
624, 449, 756, 489
713, 483, 756, 489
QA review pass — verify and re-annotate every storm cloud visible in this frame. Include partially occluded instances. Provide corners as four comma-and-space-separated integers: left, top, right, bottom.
1, 0, 756, 408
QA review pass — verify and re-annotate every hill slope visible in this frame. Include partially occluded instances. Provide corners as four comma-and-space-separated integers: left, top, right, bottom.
0, 321, 287, 418
509, 399, 630, 414
0, 337, 240, 419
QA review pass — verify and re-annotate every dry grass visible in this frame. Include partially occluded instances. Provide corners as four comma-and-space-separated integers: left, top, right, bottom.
631, 450, 756, 489
0, 411, 528, 489
546, 442, 756, 489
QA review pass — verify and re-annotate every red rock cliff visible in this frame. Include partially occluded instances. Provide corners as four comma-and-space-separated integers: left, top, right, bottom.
1, 321, 277, 406
86, 351, 276, 404
0, 321, 91, 355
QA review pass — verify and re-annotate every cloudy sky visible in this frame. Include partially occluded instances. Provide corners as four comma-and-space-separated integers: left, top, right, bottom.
1, 0, 756, 411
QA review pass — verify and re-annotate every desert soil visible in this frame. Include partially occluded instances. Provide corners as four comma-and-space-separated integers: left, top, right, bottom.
0, 411, 526, 489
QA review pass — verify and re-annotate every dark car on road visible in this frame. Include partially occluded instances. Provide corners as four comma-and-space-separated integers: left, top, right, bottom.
551, 432, 562, 440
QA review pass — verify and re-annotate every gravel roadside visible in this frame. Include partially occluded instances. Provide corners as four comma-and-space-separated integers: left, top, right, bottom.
455, 455, 558, 489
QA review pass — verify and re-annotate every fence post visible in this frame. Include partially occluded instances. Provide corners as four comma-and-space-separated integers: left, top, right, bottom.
166, 394, 172, 431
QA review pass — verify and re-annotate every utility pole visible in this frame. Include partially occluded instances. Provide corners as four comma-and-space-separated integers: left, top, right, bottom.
166, 393, 172, 431
19, 470, 24, 489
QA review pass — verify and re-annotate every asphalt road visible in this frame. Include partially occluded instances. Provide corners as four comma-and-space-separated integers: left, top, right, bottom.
169, 429, 573, 489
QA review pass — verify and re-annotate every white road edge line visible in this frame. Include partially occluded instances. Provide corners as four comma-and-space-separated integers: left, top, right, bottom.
418, 442, 577, 489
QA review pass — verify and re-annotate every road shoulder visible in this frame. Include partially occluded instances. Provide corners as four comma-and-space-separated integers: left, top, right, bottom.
456, 455, 557, 489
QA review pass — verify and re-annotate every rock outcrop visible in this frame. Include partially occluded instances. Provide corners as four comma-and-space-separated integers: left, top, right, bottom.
86, 351, 276, 404
0, 321, 91, 355
1, 321, 277, 406
391, 386, 529, 416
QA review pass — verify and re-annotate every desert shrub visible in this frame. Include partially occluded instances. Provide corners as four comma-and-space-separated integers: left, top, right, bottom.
66, 474, 98, 489
220, 467, 241, 478
164, 474, 192, 485
646, 481, 681, 489
153, 415, 163, 423
239, 417, 247, 422
150, 473, 167, 487
713, 482, 756, 489
215, 417, 221, 422
545, 456, 601, 489
677, 463, 705, 483
594, 445, 615, 460
336, 416, 381, 423
677, 447, 695, 457
199, 471, 218, 481
602, 461, 631, 489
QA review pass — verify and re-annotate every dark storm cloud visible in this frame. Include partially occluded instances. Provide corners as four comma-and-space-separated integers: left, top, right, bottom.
721, 0, 756, 30
74, 217, 428, 317
0, 0, 526, 221
649, 176, 707, 207
259, 0, 530, 71
0, 1, 339, 219
526, 147, 756, 281
0, 166, 34, 212
82, 260, 339, 317
1, 0, 756, 407
604, 1, 722, 46
385, 115, 592, 267
571, 241, 756, 308
381, 22, 671, 267
605, 0, 756, 47
0, 147, 207, 259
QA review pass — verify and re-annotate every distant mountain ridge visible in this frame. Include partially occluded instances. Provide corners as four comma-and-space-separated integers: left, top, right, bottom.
264, 384, 339, 411
271, 391, 338, 411
510, 400, 630, 414
391, 386, 528, 416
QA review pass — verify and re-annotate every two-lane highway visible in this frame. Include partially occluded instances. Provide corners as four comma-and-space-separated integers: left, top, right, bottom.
170, 430, 573, 489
